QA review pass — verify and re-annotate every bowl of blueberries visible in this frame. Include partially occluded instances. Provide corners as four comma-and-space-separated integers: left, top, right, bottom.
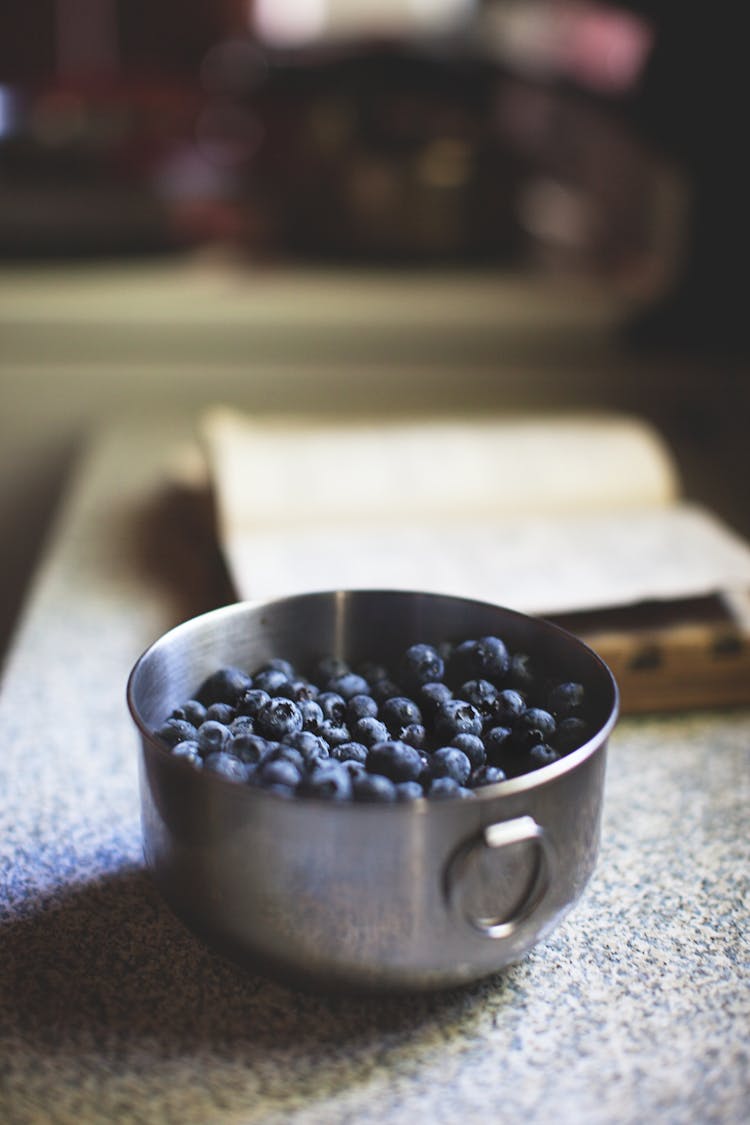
128, 589, 619, 991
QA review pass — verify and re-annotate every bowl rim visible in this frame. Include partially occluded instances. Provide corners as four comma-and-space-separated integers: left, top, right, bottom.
127, 588, 620, 807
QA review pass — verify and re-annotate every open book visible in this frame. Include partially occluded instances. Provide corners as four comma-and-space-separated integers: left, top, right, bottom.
201, 407, 750, 712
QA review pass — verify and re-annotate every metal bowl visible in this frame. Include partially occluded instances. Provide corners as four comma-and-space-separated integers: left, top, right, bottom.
127, 589, 619, 992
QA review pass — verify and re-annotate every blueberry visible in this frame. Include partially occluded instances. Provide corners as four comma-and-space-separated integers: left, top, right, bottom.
451, 732, 486, 770
231, 733, 271, 765
554, 715, 590, 752
286, 678, 319, 702
170, 699, 207, 727
355, 659, 389, 684
429, 747, 472, 786
203, 751, 251, 782
256, 698, 303, 741
318, 692, 347, 724
367, 740, 423, 783
312, 655, 350, 683
318, 720, 352, 748
204, 702, 236, 725
340, 758, 367, 779
546, 681, 585, 718
450, 636, 509, 685
395, 780, 424, 801
156, 718, 199, 747
346, 694, 379, 724
266, 745, 305, 772
230, 715, 255, 737
196, 720, 232, 755
352, 772, 397, 802
434, 699, 483, 741
260, 656, 297, 680
418, 681, 453, 717
370, 677, 402, 705
236, 688, 271, 719
264, 783, 296, 798
416, 749, 432, 781
508, 651, 535, 692
298, 699, 325, 732
171, 740, 203, 767
326, 672, 371, 700
265, 657, 296, 670
262, 740, 285, 757
196, 666, 253, 707
399, 643, 445, 690
470, 764, 507, 787
428, 776, 461, 799
302, 763, 353, 800
351, 716, 390, 747
514, 707, 556, 748
331, 741, 368, 766
474, 636, 511, 681
528, 743, 560, 769
253, 668, 291, 696
400, 722, 426, 750
380, 696, 423, 738
258, 757, 302, 791
494, 688, 526, 725
458, 679, 500, 728
483, 725, 512, 763
286, 731, 331, 767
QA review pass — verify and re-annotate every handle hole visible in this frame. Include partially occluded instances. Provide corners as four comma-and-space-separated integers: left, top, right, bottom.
445, 817, 551, 940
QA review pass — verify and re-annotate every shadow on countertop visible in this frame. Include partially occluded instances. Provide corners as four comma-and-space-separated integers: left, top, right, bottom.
133, 477, 236, 625
0, 866, 508, 1120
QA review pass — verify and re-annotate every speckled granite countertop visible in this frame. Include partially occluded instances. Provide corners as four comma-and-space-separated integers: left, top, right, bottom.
1, 423, 748, 1125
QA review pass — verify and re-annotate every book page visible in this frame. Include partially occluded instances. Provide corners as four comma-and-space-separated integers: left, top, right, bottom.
216, 503, 750, 615
202, 406, 680, 527
201, 408, 750, 614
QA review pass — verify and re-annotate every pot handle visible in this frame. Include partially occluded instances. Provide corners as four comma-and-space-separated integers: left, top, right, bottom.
445, 815, 551, 940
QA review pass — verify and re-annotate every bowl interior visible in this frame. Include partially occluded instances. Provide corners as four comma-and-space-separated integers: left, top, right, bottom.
129, 589, 618, 745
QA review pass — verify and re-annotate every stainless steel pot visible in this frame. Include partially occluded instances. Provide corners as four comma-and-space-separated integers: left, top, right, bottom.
127, 590, 619, 992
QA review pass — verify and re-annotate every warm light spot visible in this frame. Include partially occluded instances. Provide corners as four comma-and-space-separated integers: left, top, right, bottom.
414, 139, 472, 189
251, 0, 327, 47
251, 0, 475, 44
517, 178, 593, 249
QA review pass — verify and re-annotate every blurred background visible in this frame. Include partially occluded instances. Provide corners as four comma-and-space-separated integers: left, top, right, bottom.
1, 0, 748, 655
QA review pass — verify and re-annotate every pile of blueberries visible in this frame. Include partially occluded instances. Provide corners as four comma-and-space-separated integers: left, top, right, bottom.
154, 636, 592, 801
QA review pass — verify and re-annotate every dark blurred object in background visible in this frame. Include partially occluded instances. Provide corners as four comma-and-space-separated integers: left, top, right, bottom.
0, 0, 669, 272
0, 0, 231, 257
0, 1, 748, 354
0, 80, 205, 258
478, 0, 749, 353
620, 1, 749, 353
242, 46, 526, 264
